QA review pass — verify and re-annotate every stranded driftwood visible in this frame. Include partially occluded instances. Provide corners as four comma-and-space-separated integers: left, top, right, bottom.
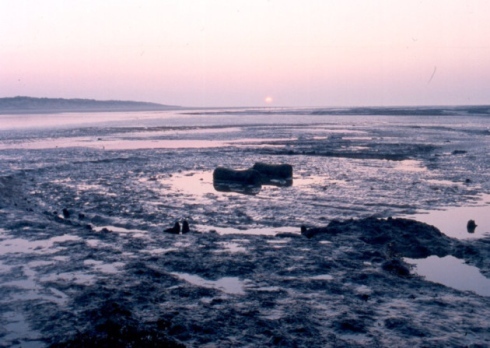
213, 162, 293, 195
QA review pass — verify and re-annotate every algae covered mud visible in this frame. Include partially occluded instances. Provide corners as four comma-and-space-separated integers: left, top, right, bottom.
0, 107, 490, 347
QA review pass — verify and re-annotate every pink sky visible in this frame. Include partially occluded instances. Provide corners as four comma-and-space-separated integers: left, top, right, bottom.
1, 1, 489, 107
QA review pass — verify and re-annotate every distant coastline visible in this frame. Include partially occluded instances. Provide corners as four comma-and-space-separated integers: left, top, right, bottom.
0, 96, 179, 114
183, 105, 490, 117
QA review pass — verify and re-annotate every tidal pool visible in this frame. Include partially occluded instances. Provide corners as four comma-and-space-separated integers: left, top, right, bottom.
410, 194, 490, 239
405, 255, 490, 297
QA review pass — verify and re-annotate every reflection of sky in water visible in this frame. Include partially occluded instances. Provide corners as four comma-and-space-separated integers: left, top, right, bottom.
92, 225, 147, 238
0, 234, 81, 256
1, 311, 44, 348
0, 136, 294, 151
405, 255, 490, 297
0, 110, 390, 152
0, 137, 230, 150
196, 224, 299, 236
215, 241, 248, 253
393, 159, 427, 172
171, 272, 245, 295
410, 194, 490, 240
163, 170, 342, 199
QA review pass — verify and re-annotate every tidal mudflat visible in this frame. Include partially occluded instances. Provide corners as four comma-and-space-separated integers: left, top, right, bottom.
0, 107, 489, 347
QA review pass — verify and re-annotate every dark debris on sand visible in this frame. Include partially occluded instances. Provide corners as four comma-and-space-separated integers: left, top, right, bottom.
15, 217, 487, 347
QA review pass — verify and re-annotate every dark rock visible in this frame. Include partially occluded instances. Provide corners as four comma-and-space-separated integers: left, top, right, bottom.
467, 219, 477, 233
212, 162, 294, 192
334, 317, 367, 333
371, 256, 385, 264
384, 317, 427, 337
323, 217, 452, 258
168, 324, 187, 336
49, 300, 184, 347
213, 167, 262, 195
213, 167, 261, 186
62, 208, 70, 219
301, 228, 325, 238
382, 259, 411, 277
359, 294, 370, 301
164, 222, 181, 234
252, 162, 293, 186
301, 220, 343, 238
453, 244, 479, 258
362, 250, 384, 260
182, 220, 190, 233
156, 318, 172, 330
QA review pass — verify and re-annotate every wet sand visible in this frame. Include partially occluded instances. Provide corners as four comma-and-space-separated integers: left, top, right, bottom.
1, 109, 490, 346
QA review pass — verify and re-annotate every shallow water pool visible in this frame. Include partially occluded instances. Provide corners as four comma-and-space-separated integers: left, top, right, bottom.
405, 255, 490, 297
409, 194, 490, 239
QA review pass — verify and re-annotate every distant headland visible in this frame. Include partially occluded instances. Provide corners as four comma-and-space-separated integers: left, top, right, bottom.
0, 96, 179, 114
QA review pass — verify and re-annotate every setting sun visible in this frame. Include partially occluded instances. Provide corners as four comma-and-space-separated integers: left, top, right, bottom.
265, 96, 273, 104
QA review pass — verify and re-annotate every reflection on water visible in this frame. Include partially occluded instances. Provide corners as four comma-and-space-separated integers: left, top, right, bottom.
0, 234, 81, 256
158, 171, 214, 196
405, 255, 490, 297
394, 159, 427, 172
1, 311, 44, 348
92, 225, 147, 238
216, 241, 248, 253
171, 272, 245, 295
410, 194, 490, 239
164, 170, 328, 199
0, 137, 231, 151
213, 181, 262, 195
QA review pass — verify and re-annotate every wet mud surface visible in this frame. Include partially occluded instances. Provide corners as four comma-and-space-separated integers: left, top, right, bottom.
1, 111, 490, 347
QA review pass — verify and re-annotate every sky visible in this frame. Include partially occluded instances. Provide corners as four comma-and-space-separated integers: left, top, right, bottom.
1, 0, 490, 107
